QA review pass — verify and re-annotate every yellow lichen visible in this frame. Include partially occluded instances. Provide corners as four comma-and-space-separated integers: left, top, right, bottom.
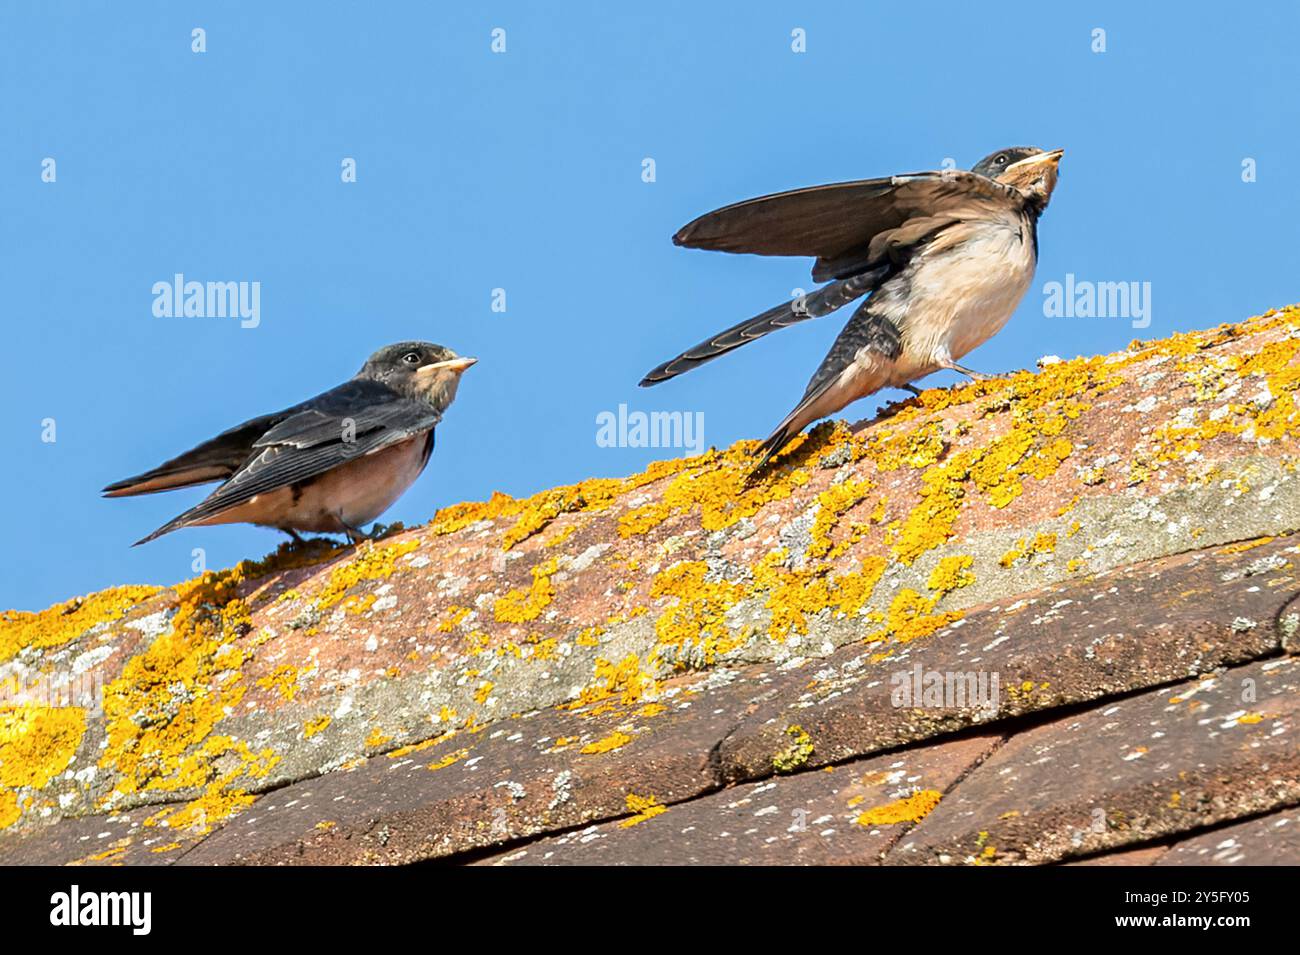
12, 307, 1298, 842
0, 705, 87, 790
0, 790, 19, 829
807, 478, 873, 559
1023, 437, 1074, 481
0, 585, 160, 663
752, 551, 887, 642
890, 450, 972, 565
566, 654, 659, 708
1219, 537, 1274, 555
620, 792, 667, 827
650, 561, 747, 664
580, 731, 633, 754
156, 775, 257, 835
618, 502, 675, 538
303, 715, 331, 739
999, 532, 1057, 569
429, 466, 679, 552
0, 704, 87, 828
387, 733, 451, 759
256, 664, 310, 702
544, 524, 578, 548
927, 555, 976, 594
854, 788, 942, 826
435, 605, 471, 633
969, 427, 1035, 508
427, 748, 470, 770
867, 589, 963, 644
493, 558, 559, 624
314, 538, 420, 611
98, 563, 271, 801
773, 724, 814, 773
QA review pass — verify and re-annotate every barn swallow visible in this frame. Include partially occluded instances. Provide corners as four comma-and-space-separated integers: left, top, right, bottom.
641, 146, 1064, 468
104, 342, 477, 545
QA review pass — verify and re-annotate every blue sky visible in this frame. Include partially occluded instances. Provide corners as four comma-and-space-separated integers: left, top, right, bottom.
2, 1, 1297, 610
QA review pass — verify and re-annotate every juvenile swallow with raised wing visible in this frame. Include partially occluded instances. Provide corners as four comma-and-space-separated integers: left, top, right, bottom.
641, 147, 1064, 468
104, 342, 477, 545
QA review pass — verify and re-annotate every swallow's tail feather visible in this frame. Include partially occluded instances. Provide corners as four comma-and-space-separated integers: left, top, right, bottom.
103, 463, 234, 498
130, 491, 234, 545
102, 413, 285, 497
639, 267, 888, 386
132, 514, 194, 547
751, 344, 894, 474
751, 389, 839, 474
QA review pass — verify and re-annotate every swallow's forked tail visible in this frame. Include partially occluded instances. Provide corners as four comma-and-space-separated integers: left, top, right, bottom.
639, 267, 887, 386
749, 345, 894, 476
131, 515, 192, 547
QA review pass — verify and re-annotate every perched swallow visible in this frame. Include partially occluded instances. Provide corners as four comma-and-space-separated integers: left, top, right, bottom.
641, 147, 1064, 468
104, 342, 477, 545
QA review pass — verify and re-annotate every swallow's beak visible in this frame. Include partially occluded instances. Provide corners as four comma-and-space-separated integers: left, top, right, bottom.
1008, 148, 1065, 171
416, 356, 478, 376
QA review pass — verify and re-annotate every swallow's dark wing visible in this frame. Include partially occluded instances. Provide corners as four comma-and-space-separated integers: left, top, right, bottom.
104, 380, 417, 499
673, 169, 1020, 281
643, 188, 980, 385
249, 379, 441, 450
132, 382, 442, 544
102, 411, 293, 497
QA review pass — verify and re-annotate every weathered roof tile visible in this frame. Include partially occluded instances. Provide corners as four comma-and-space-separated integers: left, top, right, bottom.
717, 534, 1297, 781
3, 307, 1299, 865
479, 733, 1000, 866
885, 656, 1300, 865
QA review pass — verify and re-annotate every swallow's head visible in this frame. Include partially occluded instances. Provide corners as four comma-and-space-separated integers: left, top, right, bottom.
360, 341, 478, 410
973, 146, 1064, 205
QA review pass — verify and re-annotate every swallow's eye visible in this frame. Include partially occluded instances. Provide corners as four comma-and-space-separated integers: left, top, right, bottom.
402, 352, 422, 365
995, 154, 1008, 165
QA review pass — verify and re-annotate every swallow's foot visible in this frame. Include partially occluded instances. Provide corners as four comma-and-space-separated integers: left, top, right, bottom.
875, 398, 915, 421
902, 384, 924, 397
282, 529, 347, 550
341, 521, 371, 545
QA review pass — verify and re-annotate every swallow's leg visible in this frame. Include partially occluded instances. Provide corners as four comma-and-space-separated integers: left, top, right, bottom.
283, 528, 307, 546
901, 384, 924, 396
934, 355, 1011, 382
340, 519, 371, 545
937, 359, 992, 382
